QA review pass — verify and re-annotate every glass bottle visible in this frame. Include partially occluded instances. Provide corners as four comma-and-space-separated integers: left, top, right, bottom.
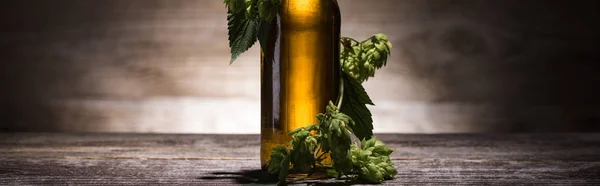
260, 0, 341, 169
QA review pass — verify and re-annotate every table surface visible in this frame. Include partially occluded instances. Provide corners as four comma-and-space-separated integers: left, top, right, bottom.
0, 133, 599, 185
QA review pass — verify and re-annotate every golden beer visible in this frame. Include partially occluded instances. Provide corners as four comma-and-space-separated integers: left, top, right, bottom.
260, 0, 341, 168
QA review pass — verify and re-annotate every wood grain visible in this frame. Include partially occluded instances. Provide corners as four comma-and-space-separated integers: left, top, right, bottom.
1, 133, 599, 185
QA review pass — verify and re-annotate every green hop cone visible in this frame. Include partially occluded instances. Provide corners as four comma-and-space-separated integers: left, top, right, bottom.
340, 37, 364, 82
369, 155, 397, 180
268, 146, 289, 175
305, 135, 318, 153
316, 101, 356, 175
244, 0, 258, 18
350, 138, 398, 183
381, 159, 398, 179
364, 33, 391, 70
360, 162, 385, 183
340, 34, 392, 83
289, 130, 315, 172
371, 34, 392, 69
361, 137, 393, 156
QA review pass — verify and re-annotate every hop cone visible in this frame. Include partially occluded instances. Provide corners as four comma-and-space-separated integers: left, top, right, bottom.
340, 34, 392, 83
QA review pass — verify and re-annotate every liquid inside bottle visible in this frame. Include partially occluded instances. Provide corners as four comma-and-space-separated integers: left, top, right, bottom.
260, 0, 341, 169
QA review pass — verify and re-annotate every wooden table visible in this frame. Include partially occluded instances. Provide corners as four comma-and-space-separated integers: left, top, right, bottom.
0, 133, 599, 185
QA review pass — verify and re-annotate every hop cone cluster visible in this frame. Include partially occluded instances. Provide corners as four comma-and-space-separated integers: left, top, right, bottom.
350, 137, 397, 183
268, 102, 397, 185
341, 34, 392, 83
317, 102, 355, 176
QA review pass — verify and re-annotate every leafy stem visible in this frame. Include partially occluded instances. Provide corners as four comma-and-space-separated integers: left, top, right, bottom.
341, 36, 361, 44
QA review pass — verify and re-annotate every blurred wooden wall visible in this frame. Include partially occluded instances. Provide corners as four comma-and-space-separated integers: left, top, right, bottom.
1, 0, 598, 133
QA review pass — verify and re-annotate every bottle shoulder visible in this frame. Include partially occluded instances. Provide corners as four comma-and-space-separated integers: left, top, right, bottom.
279, 0, 340, 29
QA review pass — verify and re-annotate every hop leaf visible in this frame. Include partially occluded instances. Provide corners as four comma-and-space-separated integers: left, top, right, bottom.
225, 0, 281, 64
340, 71, 375, 141
227, 11, 259, 64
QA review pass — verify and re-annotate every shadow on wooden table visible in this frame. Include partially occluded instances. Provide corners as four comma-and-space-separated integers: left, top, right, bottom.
199, 169, 278, 184
198, 169, 355, 185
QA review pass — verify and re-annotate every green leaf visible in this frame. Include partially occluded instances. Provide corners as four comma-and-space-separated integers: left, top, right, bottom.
340, 71, 374, 141
224, 0, 246, 13
257, 20, 271, 53
256, 0, 281, 53
277, 155, 290, 186
227, 11, 259, 64
257, 0, 281, 22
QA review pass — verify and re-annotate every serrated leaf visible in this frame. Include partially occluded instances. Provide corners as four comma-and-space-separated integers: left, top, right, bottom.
227, 12, 259, 64
340, 71, 374, 141
257, 20, 271, 53
256, 0, 280, 53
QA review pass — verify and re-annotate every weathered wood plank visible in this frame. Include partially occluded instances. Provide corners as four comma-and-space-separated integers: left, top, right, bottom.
2, 133, 598, 160
1, 159, 598, 185
0, 133, 599, 185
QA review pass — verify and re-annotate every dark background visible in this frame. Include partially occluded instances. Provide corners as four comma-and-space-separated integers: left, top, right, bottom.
0, 0, 599, 133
